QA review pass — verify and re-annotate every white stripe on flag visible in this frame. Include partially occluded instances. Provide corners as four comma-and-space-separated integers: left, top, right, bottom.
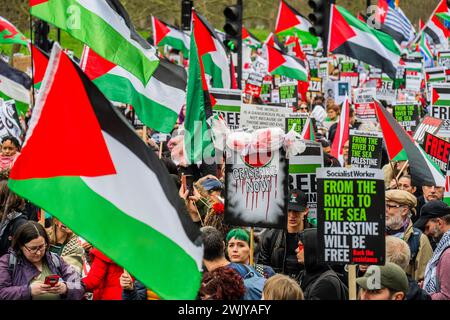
0, 75, 30, 104
82, 132, 204, 269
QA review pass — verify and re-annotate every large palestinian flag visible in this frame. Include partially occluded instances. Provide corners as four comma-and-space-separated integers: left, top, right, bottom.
423, 15, 448, 49
8, 44, 203, 299
267, 45, 308, 81
275, 0, 318, 47
0, 16, 28, 46
152, 16, 189, 58
80, 46, 186, 133
184, 11, 215, 164
0, 59, 31, 116
436, 0, 450, 23
31, 44, 49, 90
374, 100, 445, 187
328, 4, 401, 79
194, 12, 230, 89
30, 0, 159, 85
331, 96, 350, 165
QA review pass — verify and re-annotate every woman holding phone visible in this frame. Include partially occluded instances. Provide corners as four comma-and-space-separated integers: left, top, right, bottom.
0, 221, 85, 300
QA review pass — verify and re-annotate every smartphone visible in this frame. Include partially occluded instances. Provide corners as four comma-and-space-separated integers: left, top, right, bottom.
44, 275, 60, 287
298, 243, 304, 252
182, 174, 194, 196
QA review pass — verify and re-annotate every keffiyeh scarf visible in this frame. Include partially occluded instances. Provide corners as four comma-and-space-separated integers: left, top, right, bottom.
423, 230, 450, 294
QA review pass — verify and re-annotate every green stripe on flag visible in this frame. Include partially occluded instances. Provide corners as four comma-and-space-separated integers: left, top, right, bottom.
212, 105, 241, 112
31, 0, 158, 85
93, 74, 178, 133
158, 37, 189, 58
392, 148, 408, 162
202, 53, 225, 88
0, 91, 29, 117
8, 176, 202, 300
272, 65, 307, 81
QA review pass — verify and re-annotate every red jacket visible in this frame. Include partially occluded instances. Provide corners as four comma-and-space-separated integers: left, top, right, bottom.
82, 249, 124, 300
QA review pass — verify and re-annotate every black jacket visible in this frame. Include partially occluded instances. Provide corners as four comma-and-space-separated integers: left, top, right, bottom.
0, 214, 28, 256
298, 229, 348, 300
406, 275, 431, 300
257, 229, 304, 277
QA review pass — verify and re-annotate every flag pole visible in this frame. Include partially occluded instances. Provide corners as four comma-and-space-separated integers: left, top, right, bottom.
395, 160, 409, 181
389, 161, 399, 187
348, 264, 357, 300
159, 141, 163, 159
249, 227, 254, 266
142, 125, 147, 143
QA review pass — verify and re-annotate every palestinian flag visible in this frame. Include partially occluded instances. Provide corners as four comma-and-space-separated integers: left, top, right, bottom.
242, 26, 261, 49
328, 4, 401, 80
264, 32, 284, 51
425, 67, 446, 83
301, 117, 316, 141
0, 59, 31, 116
193, 13, 230, 89
31, 44, 49, 90
275, 0, 319, 47
330, 96, 350, 165
30, 0, 159, 85
374, 99, 445, 187
80, 46, 186, 133
8, 44, 203, 299
0, 16, 28, 46
152, 16, 189, 58
184, 11, 215, 164
431, 84, 450, 106
423, 15, 448, 49
357, 13, 367, 23
436, 0, 450, 23
267, 45, 308, 81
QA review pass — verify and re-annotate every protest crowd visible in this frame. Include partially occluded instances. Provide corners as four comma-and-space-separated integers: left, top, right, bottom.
1, 0, 450, 302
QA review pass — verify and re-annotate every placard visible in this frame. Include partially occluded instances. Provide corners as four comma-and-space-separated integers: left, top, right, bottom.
279, 82, 298, 107
317, 168, 385, 265
392, 104, 420, 132
240, 103, 289, 130
422, 132, 450, 174
353, 87, 376, 120
224, 147, 288, 229
288, 141, 323, 220
210, 88, 242, 130
413, 116, 443, 144
349, 130, 383, 169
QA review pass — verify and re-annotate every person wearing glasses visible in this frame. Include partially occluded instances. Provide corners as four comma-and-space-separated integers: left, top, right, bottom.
385, 190, 433, 282
0, 221, 85, 300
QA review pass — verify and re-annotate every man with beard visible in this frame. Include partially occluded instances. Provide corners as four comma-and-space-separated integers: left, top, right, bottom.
385, 190, 433, 281
414, 201, 450, 299
415, 201, 450, 250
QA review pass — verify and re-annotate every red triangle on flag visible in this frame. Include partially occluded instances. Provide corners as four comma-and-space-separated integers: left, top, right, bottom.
275, 0, 301, 34
29, 0, 48, 6
152, 16, 171, 46
432, 88, 440, 105
419, 18, 424, 30
31, 44, 48, 86
81, 47, 116, 81
242, 26, 249, 40
329, 5, 357, 52
193, 12, 216, 57
267, 45, 286, 73
10, 49, 116, 180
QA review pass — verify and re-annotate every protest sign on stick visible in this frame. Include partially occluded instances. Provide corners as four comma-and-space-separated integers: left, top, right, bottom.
392, 104, 420, 133
413, 116, 443, 144
317, 168, 385, 266
210, 89, 242, 130
422, 132, 450, 175
349, 130, 383, 169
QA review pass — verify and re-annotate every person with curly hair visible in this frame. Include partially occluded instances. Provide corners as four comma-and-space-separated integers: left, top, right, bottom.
0, 136, 21, 171
199, 266, 245, 300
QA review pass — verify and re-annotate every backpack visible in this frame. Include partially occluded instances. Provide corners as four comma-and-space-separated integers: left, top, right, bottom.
407, 228, 422, 263
8, 251, 61, 276
229, 263, 266, 300
0, 215, 28, 255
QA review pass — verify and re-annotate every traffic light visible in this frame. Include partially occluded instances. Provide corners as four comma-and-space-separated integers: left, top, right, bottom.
181, 0, 193, 32
223, 4, 242, 53
308, 0, 326, 37
34, 20, 53, 53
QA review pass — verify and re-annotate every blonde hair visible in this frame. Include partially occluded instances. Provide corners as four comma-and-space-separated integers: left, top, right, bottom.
386, 236, 411, 271
262, 274, 304, 300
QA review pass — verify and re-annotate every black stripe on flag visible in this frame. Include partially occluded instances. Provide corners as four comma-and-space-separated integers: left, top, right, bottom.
433, 86, 450, 94
424, 26, 441, 45
72, 58, 202, 246
210, 92, 241, 101
153, 58, 187, 91
0, 60, 32, 89
333, 41, 397, 79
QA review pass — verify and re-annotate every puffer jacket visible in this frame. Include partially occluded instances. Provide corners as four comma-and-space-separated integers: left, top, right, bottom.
0, 249, 85, 300
82, 248, 123, 300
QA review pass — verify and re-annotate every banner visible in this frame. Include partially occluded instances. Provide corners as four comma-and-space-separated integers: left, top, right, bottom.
422, 132, 450, 174
376, 75, 396, 103
413, 116, 443, 144
288, 141, 323, 221
318, 58, 329, 79
317, 168, 385, 265
349, 130, 383, 169
260, 75, 272, 102
324, 80, 350, 105
240, 103, 289, 130
430, 83, 450, 137
285, 114, 309, 135
392, 104, 420, 132
244, 72, 264, 98
438, 50, 450, 68
340, 72, 359, 88
210, 89, 242, 130
224, 147, 288, 229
